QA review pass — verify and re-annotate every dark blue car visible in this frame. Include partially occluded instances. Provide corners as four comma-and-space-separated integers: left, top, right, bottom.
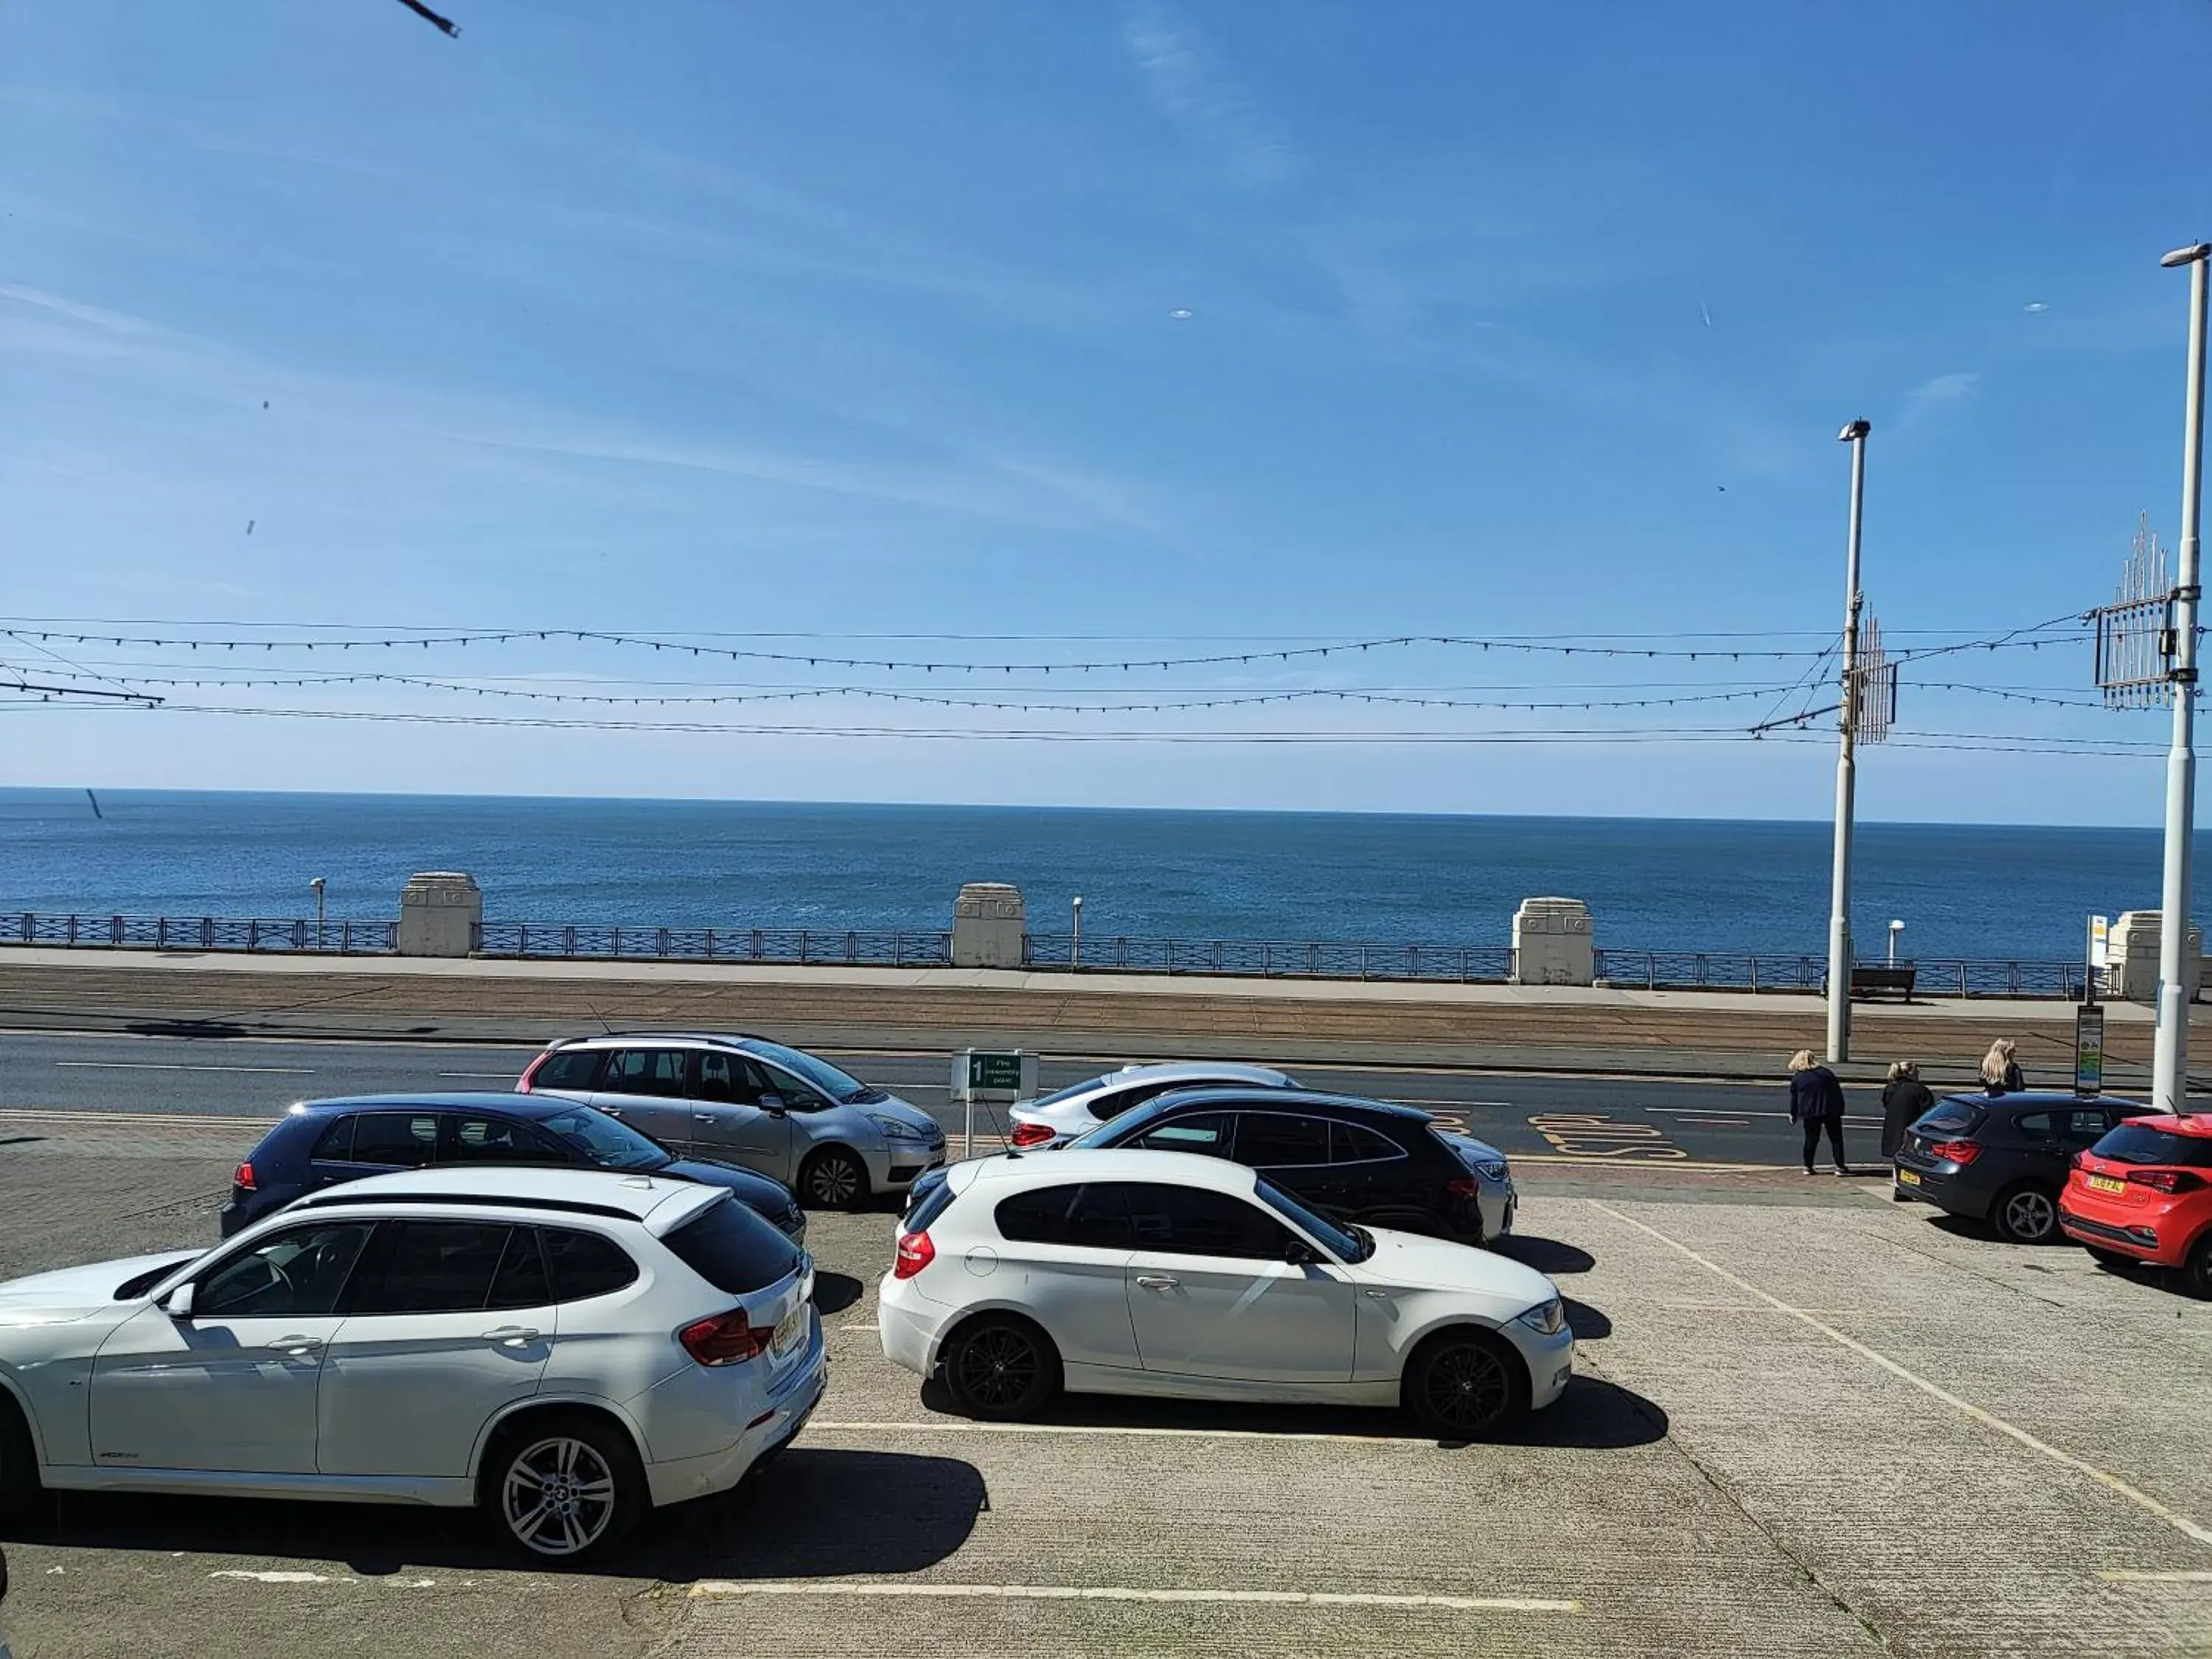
220, 1091, 807, 1246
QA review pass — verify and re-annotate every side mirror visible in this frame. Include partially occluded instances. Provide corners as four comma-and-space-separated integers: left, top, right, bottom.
162, 1282, 195, 1319
1283, 1237, 1319, 1267
759, 1093, 787, 1115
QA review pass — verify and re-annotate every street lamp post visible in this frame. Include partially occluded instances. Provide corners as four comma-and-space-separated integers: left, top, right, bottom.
1071, 896, 1084, 972
1827, 419, 1871, 1063
311, 877, 327, 949
2153, 241, 2210, 1114
1888, 919, 1904, 969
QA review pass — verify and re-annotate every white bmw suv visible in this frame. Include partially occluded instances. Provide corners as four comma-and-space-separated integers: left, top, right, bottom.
0, 1167, 824, 1564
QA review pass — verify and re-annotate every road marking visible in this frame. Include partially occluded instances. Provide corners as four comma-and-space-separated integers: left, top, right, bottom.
1527, 1112, 1689, 1161
1674, 1116, 1753, 1127
1510, 1155, 1799, 1172
688, 1581, 1579, 1613
1644, 1107, 1885, 1126
2100, 1569, 2212, 1582
1381, 1098, 1515, 1110
0, 1107, 279, 1127
211, 1570, 337, 1584
53, 1061, 315, 1074
435, 1071, 522, 1079
806, 1419, 1430, 1446
1590, 1200, 2212, 1551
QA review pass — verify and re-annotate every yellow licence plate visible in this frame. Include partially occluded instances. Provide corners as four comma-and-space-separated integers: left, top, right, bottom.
2087, 1174, 2127, 1196
1896, 1169, 1921, 1186
771, 1307, 805, 1357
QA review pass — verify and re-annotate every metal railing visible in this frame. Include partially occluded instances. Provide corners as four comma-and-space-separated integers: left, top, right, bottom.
0, 908, 2101, 997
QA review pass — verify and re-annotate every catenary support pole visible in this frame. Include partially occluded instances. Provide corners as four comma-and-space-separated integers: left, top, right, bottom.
2154, 243, 2209, 1113
1827, 420, 1871, 1064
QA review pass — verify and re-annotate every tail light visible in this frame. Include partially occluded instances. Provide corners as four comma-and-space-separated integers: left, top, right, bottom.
232, 1160, 257, 1192
1930, 1140, 1981, 1164
516, 1051, 550, 1093
678, 1309, 769, 1366
894, 1231, 936, 1279
1009, 1121, 1056, 1148
2127, 1169, 2207, 1195
1446, 1175, 1481, 1198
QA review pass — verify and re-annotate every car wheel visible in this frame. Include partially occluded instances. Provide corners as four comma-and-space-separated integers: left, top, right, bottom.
1403, 1328, 1528, 1441
941, 1315, 1061, 1420
2183, 1236, 2212, 1300
1992, 1183, 2060, 1244
800, 1147, 869, 1210
483, 1415, 645, 1566
0, 1392, 44, 1523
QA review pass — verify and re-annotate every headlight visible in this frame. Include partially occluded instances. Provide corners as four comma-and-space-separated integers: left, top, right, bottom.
1475, 1158, 1509, 1182
1514, 1297, 1566, 1335
869, 1113, 926, 1141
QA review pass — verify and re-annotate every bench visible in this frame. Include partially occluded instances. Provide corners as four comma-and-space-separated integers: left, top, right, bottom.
1848, 964, 1916, 1002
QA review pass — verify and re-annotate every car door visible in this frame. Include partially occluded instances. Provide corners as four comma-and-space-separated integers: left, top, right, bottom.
684, 1051, 795, 1178
89, 1220, 374, 1474
2008, 1110, 2071, 1187
439, 1112, 571, 1170
587, 1046, 696, 1149
317, 1221, 556, 1478
987, 1182, 1142, 1371
307, 1110, 440, 1192
1116, 1181, 1357, 1385
1231, 1111, 1345, 1220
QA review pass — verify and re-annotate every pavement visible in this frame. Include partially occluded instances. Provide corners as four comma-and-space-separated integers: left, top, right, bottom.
1, 1137, 2208, 1658
1, 946, 2196, 1088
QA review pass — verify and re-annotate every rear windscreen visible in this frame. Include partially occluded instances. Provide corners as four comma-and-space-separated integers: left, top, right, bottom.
1919, 1101, 1985, 1134
2093, 1124, 2212, 1168
663, 1194, 803, 1294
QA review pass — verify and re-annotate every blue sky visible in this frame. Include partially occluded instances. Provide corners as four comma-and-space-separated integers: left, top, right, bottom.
3, 0, 2210, 821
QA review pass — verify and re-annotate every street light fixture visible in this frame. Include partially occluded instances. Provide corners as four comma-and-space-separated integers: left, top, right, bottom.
1826, 418, 1872, 1062
1888, 919, 1905, 968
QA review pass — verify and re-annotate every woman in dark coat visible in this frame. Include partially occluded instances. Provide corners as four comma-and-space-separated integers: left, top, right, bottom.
1880, 1060, 1935, 1162
1788, 1048, 1850, 1175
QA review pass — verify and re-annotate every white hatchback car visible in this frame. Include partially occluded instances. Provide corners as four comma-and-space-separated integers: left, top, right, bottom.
0, 1168, 824, 1564
880, 1150, 1572, 1439
1006, 1062, 1298, 1149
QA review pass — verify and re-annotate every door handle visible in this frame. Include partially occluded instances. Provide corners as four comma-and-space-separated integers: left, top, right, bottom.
602, 1107, 623, 1118
481, 1325, 541, 1347
695, 1112, 717, 1122
1362, 1288, 1394, 1300
273, 1335, 324, 1356
1134, 1275, 1179, 1290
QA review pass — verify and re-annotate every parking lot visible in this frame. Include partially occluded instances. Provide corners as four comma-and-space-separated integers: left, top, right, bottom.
3, 1121, 2211, 1658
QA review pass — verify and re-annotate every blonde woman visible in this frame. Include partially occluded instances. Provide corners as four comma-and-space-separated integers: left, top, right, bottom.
1787, 1048, 1849, 1175
1979, 1038, 2025, 1096
1880, 1060, 1934, 1162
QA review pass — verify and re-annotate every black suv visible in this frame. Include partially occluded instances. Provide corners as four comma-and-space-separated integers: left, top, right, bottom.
1893, 1091, 2159, 1242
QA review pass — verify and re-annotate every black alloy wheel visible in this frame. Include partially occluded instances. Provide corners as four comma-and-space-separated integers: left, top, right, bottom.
942, 1317, 1058, 1419
1406, 1331, 1525, 1439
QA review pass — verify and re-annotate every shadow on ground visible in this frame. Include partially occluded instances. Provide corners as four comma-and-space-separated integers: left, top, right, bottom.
0, 1448, 984, 1581
810, 1271, 865, 1315
1494, 1236, 1595, 1275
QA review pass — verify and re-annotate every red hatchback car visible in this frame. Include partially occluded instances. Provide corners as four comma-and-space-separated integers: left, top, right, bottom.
2059, 1112, 2212, 1295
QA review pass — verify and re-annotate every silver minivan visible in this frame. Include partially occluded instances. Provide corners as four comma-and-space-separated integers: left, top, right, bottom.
521, 1032, 945, 1208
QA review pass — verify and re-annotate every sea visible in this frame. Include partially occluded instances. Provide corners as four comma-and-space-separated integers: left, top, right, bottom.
0, 788, 2197, 964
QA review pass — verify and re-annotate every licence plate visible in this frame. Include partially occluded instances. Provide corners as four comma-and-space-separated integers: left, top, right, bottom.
2087, 1174, 2127, 1195
771, 1306, 806, 1357
1896, 1169, 1921, 1186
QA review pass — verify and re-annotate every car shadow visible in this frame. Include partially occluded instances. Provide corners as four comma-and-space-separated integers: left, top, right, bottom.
0, 1449, 984, 1581
123, 1019, 251, 1040
810, 1271, 865, 1315
1493, 1236, 1595, 1275
1561, 1296, 1612, 1340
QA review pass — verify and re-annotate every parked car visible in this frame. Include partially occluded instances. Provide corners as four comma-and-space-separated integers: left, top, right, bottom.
220, 1093, 807, 1248
879, 1149, 1570, 1438
521, 1033, 945, 1208
2059, 1111, 2212, 1294
1891, 1091, 2159, 1242
1060, 1088, 1516, 1245
0, 1167, 823, 1564
1006, 1062, 1298, 1149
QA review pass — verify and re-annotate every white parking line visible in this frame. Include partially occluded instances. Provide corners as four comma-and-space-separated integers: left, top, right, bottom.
806, 1419, 1430, 1447
1590, 1201, 2212, 1551
54, 1061, 316, 1074
689, 1581, 1579, 1613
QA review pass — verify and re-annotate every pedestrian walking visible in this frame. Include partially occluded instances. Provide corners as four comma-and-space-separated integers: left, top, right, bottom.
1788, 1048, 1850, 1175
1979, 1037, 2025, 1096
1879, 1060, 1935, 1175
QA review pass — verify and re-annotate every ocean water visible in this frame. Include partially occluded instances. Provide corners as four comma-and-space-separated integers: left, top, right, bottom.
0, 788, 2194, 963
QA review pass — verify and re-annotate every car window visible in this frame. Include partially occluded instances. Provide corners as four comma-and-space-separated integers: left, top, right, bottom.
1091, 1082, 1177, 1121
740, 1039, 871, 1103
1234, 1113, 1334, 1167
660, 1197, 801, 1293
2011, 1110, 2054, 1138
349, 1220, 514, 1315
1126, 1113, 1234, 1156
694, 1051, 771, 1105
487, 1227, 553, 1310
198, 1222, 372, 1318
759, 1062, 833, 1110
993, 1183, 1132, 1248
1919, 1100, 1986, 1135
443, 1114, 568, 1164
2059, 1108, 2112, 1147
1332, 1122, 1402, 1164
2092, 1124, 2212, 1168
540, 1228, 641, 1301
1029, 1074, 1110, 1111
346, 1113, 439, 1168
1120, 1182, 1290, 1260
1256, 1178, 1364, 1262
310, 1116, 357, 1161
535, 1105, 669, 1171
598, 1047, 692, 1099
532, 1049, 603, 1091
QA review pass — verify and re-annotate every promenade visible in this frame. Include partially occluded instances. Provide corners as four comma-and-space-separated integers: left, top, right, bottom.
0, 946, 2188, 1088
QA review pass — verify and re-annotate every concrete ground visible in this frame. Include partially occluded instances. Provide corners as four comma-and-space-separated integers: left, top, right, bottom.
2, 1128, 2209, 1658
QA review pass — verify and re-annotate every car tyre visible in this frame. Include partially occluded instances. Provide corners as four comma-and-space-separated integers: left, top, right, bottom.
0, 1392, 44, 1523
481, 1413, 646, 1567
799, 1147, 869, 1211
1992, 1183, 2060, 1245
1404, 1327, 1528, 1441
2183, 1235, 2212, 1301
940, 1315, 1061, 1420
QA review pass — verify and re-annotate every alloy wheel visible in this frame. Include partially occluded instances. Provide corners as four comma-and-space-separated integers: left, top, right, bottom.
501, 1436, 618, 1558
955, 1325, 1040, 1411
2002, 1189, 2056, 1242
1421, 1340, 1512, 1435
807, 1152, 863, 1208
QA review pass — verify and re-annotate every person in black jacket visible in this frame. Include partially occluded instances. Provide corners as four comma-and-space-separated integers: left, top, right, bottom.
1788, 1048, 1849, 1175
1880, 1059, 1935, 1170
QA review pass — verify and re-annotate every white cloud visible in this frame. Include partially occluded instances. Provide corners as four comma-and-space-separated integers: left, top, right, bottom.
1901, 371, 1981, 428
1121, 2, 1300, 187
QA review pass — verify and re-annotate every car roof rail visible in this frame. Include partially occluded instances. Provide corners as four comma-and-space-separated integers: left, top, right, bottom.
293, 1191, 644, 1221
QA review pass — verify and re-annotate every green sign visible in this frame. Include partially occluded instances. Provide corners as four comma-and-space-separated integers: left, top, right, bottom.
967, 1051, 1024, 1093
2075, 1004, 2105, 1096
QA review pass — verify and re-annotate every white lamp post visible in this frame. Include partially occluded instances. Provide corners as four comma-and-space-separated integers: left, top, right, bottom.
1071, 896, 1084, 972
1888, 919, 1904, 968
311, 877, 327, 949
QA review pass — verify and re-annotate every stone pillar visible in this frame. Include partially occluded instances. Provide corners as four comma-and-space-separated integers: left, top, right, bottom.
2107, 910, 2201, 1002
951, 883, 1026, 969
397, 872, 482, 958
1511, 897, 1593, 987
